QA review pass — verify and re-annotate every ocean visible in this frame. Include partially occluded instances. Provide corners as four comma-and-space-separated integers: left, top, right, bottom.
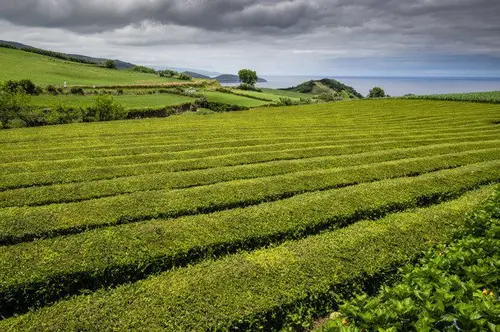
227, 76, 500, 97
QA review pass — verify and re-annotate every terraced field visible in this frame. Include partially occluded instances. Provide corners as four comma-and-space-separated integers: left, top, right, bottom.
404, 90, 500, 103
0, 99, 499, 330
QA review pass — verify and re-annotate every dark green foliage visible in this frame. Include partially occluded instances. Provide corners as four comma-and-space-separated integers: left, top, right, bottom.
237, 84, 262, 92
195, 97, 249, 112
318, 79, 364, 98
45, 85, 59, 95
69, 87, 85, 95
103, 60, 117, 70
130, 65, 157, 74
320, 190, 500, 332
126, 102, 196, 119
368, 86, 386, 98
238, 68, 258, 87
2, 79, 40, 95
85, 95, 126, 121
158, 69, 178, 78
281, 79, 363, 99
177, 73, 191, 80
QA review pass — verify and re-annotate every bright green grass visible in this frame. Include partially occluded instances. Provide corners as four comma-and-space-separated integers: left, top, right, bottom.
0, 48, 180, 86
201, 91, 271, 107
30, 94, 196, 109
404, 91, 500, 103
230, 89, 299, 102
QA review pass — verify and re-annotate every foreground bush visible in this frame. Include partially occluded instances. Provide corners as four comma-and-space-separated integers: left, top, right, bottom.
320, 189, 500, 332
83, 95, 127, 121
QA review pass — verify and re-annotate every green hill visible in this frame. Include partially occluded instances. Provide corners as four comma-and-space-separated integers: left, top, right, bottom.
281, 78, 364, 99
0, 47, 181, 86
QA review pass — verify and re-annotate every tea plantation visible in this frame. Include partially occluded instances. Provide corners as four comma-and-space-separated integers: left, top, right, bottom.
0, 99, 499, 330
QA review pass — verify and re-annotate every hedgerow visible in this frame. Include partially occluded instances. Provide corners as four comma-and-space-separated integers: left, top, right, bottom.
0, 162, 498, 316
0, 187, 495, 331
1, 146, 497, 208
1, 158, 499, 246
2, 131, 498, 176
2, 125, 497, 164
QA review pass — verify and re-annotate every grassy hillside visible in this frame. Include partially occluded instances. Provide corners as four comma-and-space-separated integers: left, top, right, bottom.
0, 48, 180, 86
282, 78, 364, 98
0, 99, 499, 330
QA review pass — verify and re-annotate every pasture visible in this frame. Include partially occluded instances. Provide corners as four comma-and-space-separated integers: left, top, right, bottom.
0, 48, 180, 86
0, 99, 499, 330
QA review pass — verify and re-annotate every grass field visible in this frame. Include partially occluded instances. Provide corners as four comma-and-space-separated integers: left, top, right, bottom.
261, 87, 313, 99
0, 48, 181, 86
0, 99, 499, 330
201, 91, 272, 107
31, 94, 196, 109
404, 91, 500, 103
230, 89, 303, 102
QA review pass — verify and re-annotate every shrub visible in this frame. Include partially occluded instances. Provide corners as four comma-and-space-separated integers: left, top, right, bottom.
317, 92, 342, 102
45, 85, 59, 95
131, 66, 157, 74
177, 73, 192, 80
87, 96, 127, 121
69, 87, 85, 95
158, 70, 178, 78
368, 86, 386, 98
237, 84, 262, 92
103, 60, 117, 70
2, 79, 40, 95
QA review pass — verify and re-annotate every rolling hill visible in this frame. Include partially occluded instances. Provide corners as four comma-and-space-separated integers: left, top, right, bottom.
0, 47, 182, 86
281, 78, 364, 98
0, 40, 135, 69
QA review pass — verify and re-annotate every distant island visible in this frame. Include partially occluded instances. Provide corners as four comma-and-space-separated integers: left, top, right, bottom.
281, 78, 364, 99
182, 71, 211, 79
214, 74, 267, 84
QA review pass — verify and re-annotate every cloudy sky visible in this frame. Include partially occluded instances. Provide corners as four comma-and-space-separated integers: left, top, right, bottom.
1, 0, 499, 76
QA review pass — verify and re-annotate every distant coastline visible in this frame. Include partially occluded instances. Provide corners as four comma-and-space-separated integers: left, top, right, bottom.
227, 76, 500, 96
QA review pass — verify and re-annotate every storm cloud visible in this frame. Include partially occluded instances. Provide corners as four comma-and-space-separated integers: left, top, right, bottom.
0, 0, 499, 76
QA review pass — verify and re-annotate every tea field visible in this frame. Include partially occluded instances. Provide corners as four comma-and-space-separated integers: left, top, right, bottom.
404, 90, 500, 103
0, 99, 499, 330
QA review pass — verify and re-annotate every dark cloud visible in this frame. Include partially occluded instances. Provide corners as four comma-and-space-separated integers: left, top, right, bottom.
0, 0, 499, 76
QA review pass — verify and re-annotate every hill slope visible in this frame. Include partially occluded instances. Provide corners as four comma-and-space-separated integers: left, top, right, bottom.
281, 78, 364, 98
0, 47, 180, 86
0, 40, 134, 69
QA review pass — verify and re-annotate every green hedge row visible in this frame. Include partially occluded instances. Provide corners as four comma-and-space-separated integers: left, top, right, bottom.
3, 132, 498, 175
0, 162, 498, 316
2, 146, 498, 208
1, 157, 499, 245
1, 187, 496, 330
3, 125, 493, 163
3, 114, 494, 153
2, 137, 499, 191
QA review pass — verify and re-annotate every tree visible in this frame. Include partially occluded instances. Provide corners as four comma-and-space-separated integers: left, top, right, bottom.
103, 60, 117, 70
0, 90, 33, 128
238, 69, 258, 87
368, 86, 386, 98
